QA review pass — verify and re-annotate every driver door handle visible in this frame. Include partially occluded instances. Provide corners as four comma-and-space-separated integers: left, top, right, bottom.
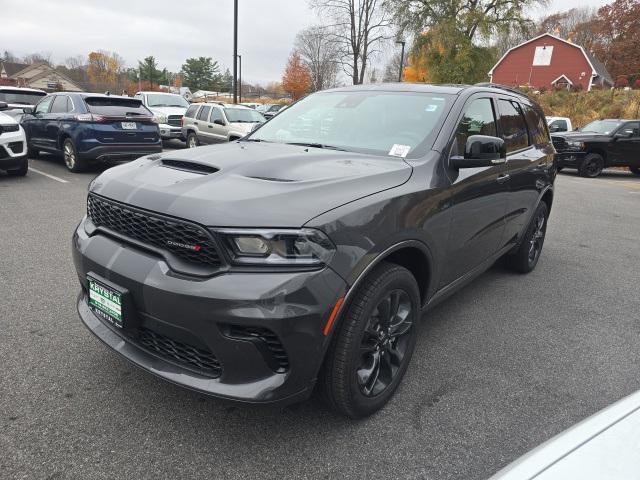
497, 173, 510, 183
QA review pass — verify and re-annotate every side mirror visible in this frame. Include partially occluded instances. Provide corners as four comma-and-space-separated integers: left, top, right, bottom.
0, 101, 8, 111
614, 131, 632, 139
549, 125, 559, 132
213, 119, 225, 126
451, 135, 506, 169
22, 106, 34, 114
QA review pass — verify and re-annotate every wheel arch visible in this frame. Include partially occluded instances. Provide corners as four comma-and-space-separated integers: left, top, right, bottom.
586, 147, 607, 162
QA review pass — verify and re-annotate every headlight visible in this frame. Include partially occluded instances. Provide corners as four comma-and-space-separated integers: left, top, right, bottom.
566, 140, 585, 150
214, 228, 335, 266
152, 113, 168, 124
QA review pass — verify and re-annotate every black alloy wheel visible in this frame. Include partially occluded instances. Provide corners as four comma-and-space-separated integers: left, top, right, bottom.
357, 289, 413, 397
579, 153, 604, 178
319, 263, 420, 418
505, 201, 549, 273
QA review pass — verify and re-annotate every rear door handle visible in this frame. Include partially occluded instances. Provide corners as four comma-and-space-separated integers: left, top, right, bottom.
193, 122, 199, 125
208, 125, 213, 128
497, 173, 510, 183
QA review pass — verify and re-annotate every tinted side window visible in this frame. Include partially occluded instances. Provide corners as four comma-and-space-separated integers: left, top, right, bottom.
620, 122, 640, 137
197, 106, 211, 121
523, 105, 550, 144
453, 98, 497, 155
185, 104, 200, 118
50, 96, 70, 114
34, 96, 53, 114
498, 99, 529, 152
210, 108, 224, 123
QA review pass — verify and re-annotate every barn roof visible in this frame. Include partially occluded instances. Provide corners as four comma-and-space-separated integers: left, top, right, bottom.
488, 33, 611, 86
0, 61, 30, 76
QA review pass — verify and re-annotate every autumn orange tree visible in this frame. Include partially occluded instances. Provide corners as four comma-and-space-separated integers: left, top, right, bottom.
282, 52, 311, 100
87, 51, 124, 91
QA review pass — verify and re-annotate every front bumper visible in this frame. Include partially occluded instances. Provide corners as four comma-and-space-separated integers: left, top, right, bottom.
72, 219, 346, 405
555, 151, 587, 168
0, 129, 27, 170
158, 124, 183, 140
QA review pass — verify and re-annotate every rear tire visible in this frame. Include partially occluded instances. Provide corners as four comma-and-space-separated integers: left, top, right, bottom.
186, 132, 199, 148
62, 138, 87, 173
8, 157, 28, 176
630, 166, 640, 176
579, 153, 604, 178
505, 202, 549, 274
319, 263, 420, 418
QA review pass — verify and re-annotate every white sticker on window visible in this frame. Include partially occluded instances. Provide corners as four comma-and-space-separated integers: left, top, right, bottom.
425, 104, 439, 112
389, 144, 411, 158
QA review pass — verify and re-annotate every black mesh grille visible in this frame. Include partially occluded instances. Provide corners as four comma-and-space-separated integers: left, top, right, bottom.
87, 194, 221, 268
224, 325, 289, 373
138, 327, 222, 377
167, 115, 182, 127
552, 137, 566, 151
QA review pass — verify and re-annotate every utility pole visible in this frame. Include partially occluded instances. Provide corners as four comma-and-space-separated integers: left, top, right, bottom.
396, 41, 406, 82
238, 55, 242, 103
233, 0, 238, 104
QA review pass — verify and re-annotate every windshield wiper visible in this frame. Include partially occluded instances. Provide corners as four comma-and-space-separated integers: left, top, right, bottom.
285, 142, 348, 152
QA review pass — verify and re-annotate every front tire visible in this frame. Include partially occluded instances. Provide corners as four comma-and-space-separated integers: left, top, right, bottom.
319, 263, 420, 418
630, 166, 640, 176
62, 138, 87, 173
506, 201, 549, 274
579, 153, 604, 178
186, 132, 199, 148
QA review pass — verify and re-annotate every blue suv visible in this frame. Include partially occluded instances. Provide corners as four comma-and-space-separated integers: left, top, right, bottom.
22, 93, 162, 172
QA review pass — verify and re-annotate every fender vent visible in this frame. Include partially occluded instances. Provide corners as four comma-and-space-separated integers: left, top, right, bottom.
162, 159, 218, 175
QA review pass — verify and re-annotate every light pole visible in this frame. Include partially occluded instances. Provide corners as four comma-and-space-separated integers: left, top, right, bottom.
237, 54, 242, 103
396, 40, 406, 83
233, 0, 238, 103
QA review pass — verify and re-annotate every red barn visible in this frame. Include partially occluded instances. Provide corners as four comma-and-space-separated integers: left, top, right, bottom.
489, 33, 613, 91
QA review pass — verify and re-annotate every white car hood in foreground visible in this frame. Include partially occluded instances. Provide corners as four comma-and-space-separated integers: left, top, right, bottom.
0, 111, 18, 125
490, 390, 640, 479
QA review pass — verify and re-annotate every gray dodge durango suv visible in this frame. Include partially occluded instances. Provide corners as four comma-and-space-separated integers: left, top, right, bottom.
73, 83, 555, 418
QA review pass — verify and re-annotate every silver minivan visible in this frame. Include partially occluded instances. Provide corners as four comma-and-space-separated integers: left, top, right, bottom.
182, 103, 266, 148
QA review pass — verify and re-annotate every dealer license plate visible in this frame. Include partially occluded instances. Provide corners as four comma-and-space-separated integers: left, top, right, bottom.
88, 277, 123, 328
121, 122, 137, 130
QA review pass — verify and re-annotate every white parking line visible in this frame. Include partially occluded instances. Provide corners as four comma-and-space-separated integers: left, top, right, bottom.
28, 167, 68, 184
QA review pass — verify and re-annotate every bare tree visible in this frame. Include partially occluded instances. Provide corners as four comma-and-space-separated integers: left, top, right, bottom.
537, 7, 598, 47
23, 51, 53, 66
382, 48, 408, 82
295, 25, 340, 91
310, 0, 392, 85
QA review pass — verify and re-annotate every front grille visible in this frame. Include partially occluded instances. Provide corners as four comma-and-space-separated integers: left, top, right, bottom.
87, 194, 222, 268
223, 325, 289, 373
8, 141, 24, 154
137, 327, 222, 378
551, 136, 566, 151
167, 115, 183, 127
0, 124, 19, 135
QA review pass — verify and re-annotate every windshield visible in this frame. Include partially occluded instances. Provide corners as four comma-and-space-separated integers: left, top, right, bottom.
0, 90, 46, 105
248, 91, 453, 157
580, 120, 621, 134
146, 94, 189, 108
224, 108, 266, 123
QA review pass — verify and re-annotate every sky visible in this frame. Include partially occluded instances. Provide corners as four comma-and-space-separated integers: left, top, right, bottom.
0, 0, 613, 85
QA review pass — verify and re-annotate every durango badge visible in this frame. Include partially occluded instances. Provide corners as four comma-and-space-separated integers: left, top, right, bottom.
166, 240, 202, 252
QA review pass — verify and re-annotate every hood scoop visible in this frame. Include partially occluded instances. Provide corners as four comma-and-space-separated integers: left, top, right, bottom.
161, 159, 218, 175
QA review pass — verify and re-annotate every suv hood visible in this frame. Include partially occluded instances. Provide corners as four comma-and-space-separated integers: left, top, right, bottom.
228, 122, 259, 134
0, 111, 18, 125
90, 142, 412, 227
552, 131, 608, 141
149, 106, 187, 117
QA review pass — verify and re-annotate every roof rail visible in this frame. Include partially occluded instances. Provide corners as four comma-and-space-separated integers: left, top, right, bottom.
474, 82, 526, 96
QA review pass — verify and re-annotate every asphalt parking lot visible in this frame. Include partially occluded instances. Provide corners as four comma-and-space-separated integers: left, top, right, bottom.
1, 148, 640, 480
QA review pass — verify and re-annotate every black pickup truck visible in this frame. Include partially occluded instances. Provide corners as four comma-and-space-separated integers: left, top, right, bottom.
552, 119, 640, 178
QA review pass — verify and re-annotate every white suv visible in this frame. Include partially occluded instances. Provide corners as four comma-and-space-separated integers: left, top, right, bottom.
0, 102, 28, 176
134, 91, 190, 142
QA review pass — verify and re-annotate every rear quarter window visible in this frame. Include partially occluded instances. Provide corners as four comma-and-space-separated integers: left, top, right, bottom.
84, 97, 151, 116
523, 105, 550, 144
498, 99, 530, 152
